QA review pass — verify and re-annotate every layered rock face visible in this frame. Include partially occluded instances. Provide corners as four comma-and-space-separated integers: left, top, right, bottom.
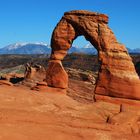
46, 10, 140, 100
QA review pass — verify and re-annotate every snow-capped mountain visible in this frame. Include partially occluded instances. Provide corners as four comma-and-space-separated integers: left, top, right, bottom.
83, 44, 97, 54
0, 43, 51, 54
0, 43, 98, 54
1, 42, 138, 55
127, 48, 140, 54
68, 43, 97, 54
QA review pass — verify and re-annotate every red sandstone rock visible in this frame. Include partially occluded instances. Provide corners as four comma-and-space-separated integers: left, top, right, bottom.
46, 60, 68, 89
36, 81, 48, 86
31, 81, 48, 91
0, 80, 13, 86
45, 10, 140, 100
24, 63, 46, 82
66, 68, 97, 84
1, 83, 140, 139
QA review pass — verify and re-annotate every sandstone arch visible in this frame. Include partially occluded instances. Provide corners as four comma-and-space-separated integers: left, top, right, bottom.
46, 10, 140, 100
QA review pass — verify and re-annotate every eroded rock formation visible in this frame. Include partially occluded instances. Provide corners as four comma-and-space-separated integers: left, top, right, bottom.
46, 60, 68, 88
23, 63, 46, 87
46, 10, 140, 100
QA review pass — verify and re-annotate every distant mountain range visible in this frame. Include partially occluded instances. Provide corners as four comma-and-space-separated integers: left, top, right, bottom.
127, 48, 140, 54
0, 43, 139, 54
68, 44, 97, 54
0, 43, 51, 54
0, 43, 97, 54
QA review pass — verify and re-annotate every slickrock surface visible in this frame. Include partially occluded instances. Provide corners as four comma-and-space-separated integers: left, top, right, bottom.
46, 10, 140, 99
0, 81, 140, 140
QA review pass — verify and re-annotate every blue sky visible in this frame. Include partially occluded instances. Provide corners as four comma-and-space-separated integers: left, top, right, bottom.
0, 0, 140, 49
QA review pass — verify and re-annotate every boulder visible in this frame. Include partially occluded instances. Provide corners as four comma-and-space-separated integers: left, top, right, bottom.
46, 60, 68, 89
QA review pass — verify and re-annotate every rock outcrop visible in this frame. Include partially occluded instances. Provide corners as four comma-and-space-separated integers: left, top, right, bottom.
24, 63, 47, 87
46, 60, 68, 88
66, 68, 97, 84
0, 80, 13, 86
46, 10, 140, 100
0, 73, 24, 85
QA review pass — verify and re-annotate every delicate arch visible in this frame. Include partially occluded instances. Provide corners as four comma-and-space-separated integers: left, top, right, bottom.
46, 10, 140, 100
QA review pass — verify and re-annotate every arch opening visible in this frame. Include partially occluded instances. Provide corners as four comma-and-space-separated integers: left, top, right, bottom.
63, 35, 100, 102
68, 36, 97, 54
